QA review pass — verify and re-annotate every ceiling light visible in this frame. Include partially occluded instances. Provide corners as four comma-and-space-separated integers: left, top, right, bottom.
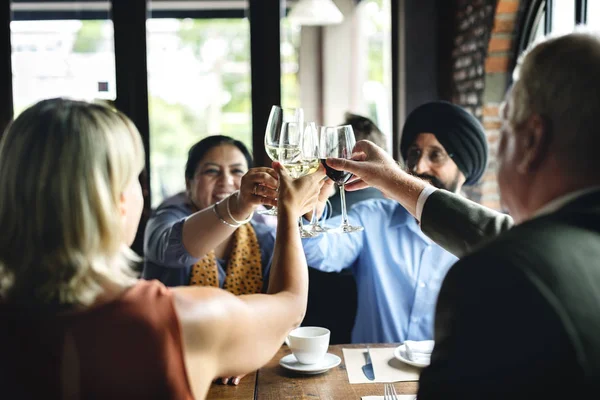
288, 0, 344, 26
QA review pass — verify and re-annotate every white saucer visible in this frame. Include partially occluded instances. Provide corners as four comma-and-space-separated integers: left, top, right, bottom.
394, 344, 429, 368
279, 353, 341, 375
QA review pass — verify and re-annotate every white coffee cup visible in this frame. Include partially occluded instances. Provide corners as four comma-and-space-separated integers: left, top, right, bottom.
286, 326, 330, 365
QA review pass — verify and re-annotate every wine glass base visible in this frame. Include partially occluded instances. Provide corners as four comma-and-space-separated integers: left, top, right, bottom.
305, 224, 328, 233
299, 229, 321, 238
257, 207, 277, 216
327, 225, 364, 234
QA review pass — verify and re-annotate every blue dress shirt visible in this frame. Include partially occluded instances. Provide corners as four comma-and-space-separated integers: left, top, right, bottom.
142, 192, 275, 289
302, 198, 458, 344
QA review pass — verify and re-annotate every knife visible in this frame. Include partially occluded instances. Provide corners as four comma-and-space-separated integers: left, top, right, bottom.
361, 346, 375, 381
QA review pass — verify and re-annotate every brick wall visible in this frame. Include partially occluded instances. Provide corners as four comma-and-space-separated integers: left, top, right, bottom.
450, 0, 522, 209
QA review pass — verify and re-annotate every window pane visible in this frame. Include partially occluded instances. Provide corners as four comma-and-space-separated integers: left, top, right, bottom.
359, 0, 392, 149
281, 18, 300, 110
551, 0, 576, 34
534, 10, 546, 40
587, 0, 600, 28
11, 17, 115, 116
147, 18, 252, 207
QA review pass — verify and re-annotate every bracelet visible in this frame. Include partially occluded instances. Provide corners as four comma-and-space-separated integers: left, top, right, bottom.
212, 202, 240, 228
226, 191, 254, 225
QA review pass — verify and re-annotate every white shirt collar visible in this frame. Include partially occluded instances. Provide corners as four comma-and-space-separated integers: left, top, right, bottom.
532, 186, 600, 219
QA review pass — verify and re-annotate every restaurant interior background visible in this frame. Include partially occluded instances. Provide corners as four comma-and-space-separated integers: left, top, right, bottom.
0, 0, 596, 257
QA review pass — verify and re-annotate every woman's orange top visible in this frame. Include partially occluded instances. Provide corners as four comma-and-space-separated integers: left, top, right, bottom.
0, 280, 194, 399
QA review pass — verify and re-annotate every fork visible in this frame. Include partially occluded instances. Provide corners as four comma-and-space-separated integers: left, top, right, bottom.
384, 383, 399, 400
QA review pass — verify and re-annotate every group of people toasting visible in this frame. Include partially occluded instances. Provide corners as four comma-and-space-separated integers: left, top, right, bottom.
1, 30, 599, 400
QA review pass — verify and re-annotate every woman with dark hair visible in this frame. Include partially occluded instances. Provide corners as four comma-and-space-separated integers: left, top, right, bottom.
143, 135, 279, 296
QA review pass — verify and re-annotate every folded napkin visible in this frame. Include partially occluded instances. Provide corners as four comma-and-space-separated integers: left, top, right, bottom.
343, 347, 421, 384
404, 340, 434, 364
362, 396, 417, 400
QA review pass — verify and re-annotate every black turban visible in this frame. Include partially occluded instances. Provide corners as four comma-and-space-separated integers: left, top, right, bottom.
400, 101, 488, 186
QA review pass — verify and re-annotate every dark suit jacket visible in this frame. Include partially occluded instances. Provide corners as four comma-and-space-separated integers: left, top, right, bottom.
417, 190, 600, 399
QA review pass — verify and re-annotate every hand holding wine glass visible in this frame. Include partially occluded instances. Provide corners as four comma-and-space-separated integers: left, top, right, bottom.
304, 122, 331, 233
278, 117, 320, 237
273, 161, 325, 219
318, 125, 364, 233
324, 139, 405, 194
261, 105, 304, 216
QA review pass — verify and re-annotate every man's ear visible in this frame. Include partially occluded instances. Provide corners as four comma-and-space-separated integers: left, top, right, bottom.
517, 113, 551, 174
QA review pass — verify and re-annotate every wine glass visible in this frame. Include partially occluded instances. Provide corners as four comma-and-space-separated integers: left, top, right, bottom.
278, 118, 320, 238
318, 125, 364, 233
304, 122, 327, 234
261, 105, 304, 216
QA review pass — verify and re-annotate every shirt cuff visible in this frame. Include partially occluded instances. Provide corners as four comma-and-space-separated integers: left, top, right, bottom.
416, 185, 437, 222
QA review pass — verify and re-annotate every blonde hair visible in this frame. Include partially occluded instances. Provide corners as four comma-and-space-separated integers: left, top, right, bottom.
509, 29, 600, 173
0, 98, 145, 309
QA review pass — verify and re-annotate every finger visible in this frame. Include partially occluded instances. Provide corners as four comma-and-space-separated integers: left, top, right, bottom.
233, 377, 241, 385
260, 196, 278, 208
347, 175, 361, 184
344, 179, 370, 191
253, 185, 278, 200
246, 171, 279, 189
272, 161, 291, 181
353, 139, 377, 154
350, 152, 368, 162
249, 166, 276, 175
326, 157, 363, 174
323, 178, 335, 188
264, 167, 278, 180
318, 179, 333, 194
220, 377, 229, 385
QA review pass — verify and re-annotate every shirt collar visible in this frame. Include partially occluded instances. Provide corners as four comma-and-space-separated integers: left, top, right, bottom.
389, 203, 411, 227
532, 186, 600, 219
390, 203, 432, 244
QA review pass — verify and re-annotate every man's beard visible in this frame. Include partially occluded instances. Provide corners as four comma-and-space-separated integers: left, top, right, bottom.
412, 172, 461, 193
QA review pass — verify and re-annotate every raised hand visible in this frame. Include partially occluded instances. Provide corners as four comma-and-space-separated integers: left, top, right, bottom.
304, 177, 335, 222
274, 162, 325, 218
326, 140, 403, 194
230, 167, 279, 220
326, 140, 428, 218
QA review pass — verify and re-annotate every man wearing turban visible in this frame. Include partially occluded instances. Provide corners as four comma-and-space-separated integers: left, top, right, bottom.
302, 101, 488, 344
400, 101, 487, 193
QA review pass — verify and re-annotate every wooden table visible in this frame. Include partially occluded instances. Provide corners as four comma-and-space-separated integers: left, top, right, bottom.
206, 344, 419, 400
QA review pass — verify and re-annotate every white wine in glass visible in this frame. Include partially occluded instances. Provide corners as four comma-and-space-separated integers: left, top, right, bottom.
278, 116, 320, 238
260, 105, 304, 216
304, 122, 328, 234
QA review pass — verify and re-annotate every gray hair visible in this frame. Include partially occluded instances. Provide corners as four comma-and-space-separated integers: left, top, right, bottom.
509, 30, 600, 174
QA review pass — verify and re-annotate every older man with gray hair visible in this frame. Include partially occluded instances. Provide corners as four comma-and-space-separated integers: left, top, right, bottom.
326, 31, 600, 399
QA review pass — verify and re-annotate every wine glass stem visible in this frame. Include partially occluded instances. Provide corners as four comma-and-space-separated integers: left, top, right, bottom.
339, 183, 349, 227
309, 203, 318, 226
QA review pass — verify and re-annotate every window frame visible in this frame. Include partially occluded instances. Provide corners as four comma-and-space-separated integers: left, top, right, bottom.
3, 0, 284, 255
517, 0, 589, 56
511, 0, 588, 90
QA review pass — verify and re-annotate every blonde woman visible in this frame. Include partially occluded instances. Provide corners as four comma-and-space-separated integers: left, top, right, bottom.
0, 98, 324, 399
